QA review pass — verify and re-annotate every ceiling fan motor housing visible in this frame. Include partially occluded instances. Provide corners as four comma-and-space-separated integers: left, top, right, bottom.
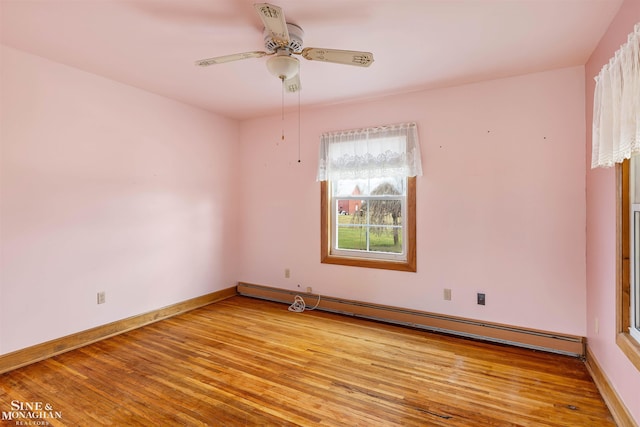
264, 23, 304, 53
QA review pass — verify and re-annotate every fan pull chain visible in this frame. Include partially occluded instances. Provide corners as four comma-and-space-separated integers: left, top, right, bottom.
297, 85, 301, 163
281, 77, 285, 142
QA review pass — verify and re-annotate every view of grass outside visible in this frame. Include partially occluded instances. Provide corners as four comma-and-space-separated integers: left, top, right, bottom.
337, 214, 403, 253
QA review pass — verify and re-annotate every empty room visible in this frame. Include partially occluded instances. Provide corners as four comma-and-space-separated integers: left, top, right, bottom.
1, 0, 639, 425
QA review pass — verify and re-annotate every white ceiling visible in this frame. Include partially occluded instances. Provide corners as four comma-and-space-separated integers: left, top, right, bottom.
0, 0, 623, 121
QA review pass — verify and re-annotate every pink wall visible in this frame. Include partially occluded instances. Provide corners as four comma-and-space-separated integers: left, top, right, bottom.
2, 10, 635, 419
0, 46, 241, 354
585, 0, 640, 422
239, 66, 587, 336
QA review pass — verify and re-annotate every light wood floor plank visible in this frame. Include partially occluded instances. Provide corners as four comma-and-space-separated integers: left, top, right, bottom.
0, 296, 613, 426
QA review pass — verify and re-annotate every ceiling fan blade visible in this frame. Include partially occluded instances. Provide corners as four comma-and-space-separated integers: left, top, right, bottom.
285, 73, 301, 93
195, 51, 269, 66
301, 48, 374, 67
254, 3, 290, 47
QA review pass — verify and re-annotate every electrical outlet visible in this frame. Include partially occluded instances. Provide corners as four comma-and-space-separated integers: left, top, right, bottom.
285, 268, 290, 278
306, 286, 312, 294
97, 291, 106, 305
443, 288, 452, 301
477, 293, 485, 306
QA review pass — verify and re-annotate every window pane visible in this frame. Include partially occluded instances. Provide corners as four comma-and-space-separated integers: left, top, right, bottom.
336, 198, 363, 216
371, 179, 404, 196
333, 177, 405, 197
632, 156, 640, 343
634, 155, 640, 204
334, 179, 368, 197
369, 227, 403, 253
332, 177, 406, 257
366, 200, 403, 226
634, 209, 640, 332
337, 224, 367, 250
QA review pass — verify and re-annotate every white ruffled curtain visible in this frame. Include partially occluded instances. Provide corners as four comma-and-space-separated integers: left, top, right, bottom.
591, 23, 640, 168
316, 122, 422, 181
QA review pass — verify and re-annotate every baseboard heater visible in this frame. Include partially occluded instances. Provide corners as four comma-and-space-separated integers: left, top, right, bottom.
237, 282, 585, 357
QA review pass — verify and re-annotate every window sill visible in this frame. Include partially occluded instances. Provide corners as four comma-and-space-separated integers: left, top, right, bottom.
616, 332, 640, 372
321, 253, 416, 272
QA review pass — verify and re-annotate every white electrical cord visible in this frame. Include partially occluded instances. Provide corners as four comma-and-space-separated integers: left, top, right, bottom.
288, 294, 321, 312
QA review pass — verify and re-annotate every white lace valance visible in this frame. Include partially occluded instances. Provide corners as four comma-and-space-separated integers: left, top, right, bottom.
591, 23, 640, 168
316, 122, 422, 181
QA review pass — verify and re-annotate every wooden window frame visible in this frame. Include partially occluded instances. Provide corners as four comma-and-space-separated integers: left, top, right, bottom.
320, 177, 417, 272
616, 159, 640, 371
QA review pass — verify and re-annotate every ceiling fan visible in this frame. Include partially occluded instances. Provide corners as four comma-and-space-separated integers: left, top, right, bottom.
195, 3, 374, 93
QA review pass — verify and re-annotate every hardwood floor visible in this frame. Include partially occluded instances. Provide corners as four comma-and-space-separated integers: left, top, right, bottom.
0, 296, 613, 426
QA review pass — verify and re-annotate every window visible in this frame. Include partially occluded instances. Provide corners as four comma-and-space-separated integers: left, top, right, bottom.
617, 157, 640, 371
630, 156, 640, 343
318, 123, 421, 272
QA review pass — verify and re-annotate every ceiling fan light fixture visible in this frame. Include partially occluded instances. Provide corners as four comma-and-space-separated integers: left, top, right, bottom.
266, 54, 299, 80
